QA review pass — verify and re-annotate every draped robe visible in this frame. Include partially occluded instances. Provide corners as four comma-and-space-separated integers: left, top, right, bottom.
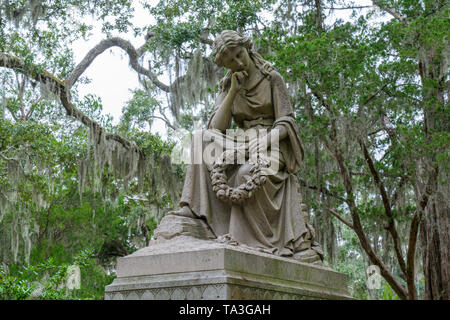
179, 69, 317, 256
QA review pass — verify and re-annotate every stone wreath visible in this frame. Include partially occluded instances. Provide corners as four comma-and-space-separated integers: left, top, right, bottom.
210, 149, 270, 204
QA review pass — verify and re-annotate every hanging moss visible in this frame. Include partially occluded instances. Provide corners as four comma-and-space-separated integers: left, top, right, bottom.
84, 122, 142, 196
75, 120, 183, 208
1, 0, 45, 29
169, 49, 222, 117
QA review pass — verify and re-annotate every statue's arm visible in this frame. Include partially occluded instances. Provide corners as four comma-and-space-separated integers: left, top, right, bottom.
209, 71, 247, 131
208, 88, 237, 131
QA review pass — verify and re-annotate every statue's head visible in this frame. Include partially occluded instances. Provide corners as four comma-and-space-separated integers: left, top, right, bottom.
212, 30, 253, 70
212, 30, 275, 91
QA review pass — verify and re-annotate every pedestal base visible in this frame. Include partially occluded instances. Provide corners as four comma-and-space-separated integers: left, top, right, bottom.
105, 237, 351, 300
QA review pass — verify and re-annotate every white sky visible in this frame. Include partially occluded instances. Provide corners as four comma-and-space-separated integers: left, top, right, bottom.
70, 0, 380, 137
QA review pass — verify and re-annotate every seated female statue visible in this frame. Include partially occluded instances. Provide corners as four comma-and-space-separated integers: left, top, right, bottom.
169, 30, 323, 263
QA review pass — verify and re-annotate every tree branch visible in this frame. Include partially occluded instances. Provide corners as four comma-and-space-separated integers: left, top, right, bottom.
359, 138, 407, 277
124, 195, 150, 202
5, 100, 19, 122
149, 114, 177, 131
298, 178, 347, 203
372, 0, 408, 26
0, 52, 139, 152
199, 35, 213, 46
15, 72, 27, 121
319, 110, 409, 299
328, 208, 354, 229
324, 6, 374, 10
368, 127, 384, 136
138, 75, 177, 131
25, 96, 42, 120
66, 37, 170, 92
390, 175, 408, 206
304, 76, 333, 112
363, 83, 389, 106
381, 113, 396, 139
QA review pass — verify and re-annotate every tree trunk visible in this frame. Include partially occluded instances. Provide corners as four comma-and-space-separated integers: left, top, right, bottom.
418, 50, 450, 300
420, 195, 450, 300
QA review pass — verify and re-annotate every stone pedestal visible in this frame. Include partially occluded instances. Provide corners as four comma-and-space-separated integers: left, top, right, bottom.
105, 236, 351, 300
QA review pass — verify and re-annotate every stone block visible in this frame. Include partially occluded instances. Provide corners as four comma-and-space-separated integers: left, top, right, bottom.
105, 237, 352, 300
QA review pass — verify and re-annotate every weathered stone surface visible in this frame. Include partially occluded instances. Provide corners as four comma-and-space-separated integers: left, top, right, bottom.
153, 214, 215, 241
105, 237, 352, 300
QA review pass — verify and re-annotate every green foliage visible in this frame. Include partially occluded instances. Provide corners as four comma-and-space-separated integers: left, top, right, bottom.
145, 0, 275, 50
0, 249, 107, 300
334, 227, 369, 299
119, 89, 159, 132
381, 281, 400, 300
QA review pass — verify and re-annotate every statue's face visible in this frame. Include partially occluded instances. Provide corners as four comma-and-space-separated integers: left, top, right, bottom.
219, 46, 251, 73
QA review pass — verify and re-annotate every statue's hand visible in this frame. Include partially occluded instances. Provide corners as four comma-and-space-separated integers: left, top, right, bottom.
230, 71, 248, 93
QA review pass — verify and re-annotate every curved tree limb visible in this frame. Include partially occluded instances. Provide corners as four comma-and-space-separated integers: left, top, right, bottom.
372, 0, 408, 26
67, 35, 215, 94
199, 35, 213, 46
0, 52, 139, 152
325, 6, 374, 10
328, 208, 354, 229
298, 177, 347, 203
66, 37, 170, 92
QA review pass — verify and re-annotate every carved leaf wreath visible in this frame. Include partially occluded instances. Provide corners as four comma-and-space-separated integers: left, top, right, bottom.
210, 149, 270, 204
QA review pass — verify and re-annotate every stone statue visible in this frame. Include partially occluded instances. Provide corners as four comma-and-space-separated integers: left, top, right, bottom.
166, 30, 323, 264
104, 31, 354, 300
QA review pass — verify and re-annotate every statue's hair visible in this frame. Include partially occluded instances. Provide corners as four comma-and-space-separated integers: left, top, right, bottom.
212, 30, 274, 92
